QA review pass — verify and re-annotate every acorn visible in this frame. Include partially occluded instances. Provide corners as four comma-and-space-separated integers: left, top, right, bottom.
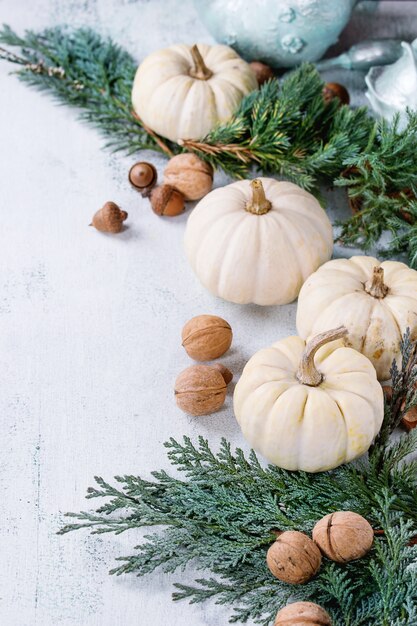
128, 161, 157, 197
150, 184, 185, 216
323, 82, 350, 106
250, 61, 275, 86
91, 201, 128, 233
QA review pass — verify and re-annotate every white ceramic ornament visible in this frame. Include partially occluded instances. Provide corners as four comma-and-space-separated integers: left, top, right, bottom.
131, 43, 257, 143
366, 40, 417, 130
296, 256, 417, 381
234, 327, 384, 473
184, 178, 333, 306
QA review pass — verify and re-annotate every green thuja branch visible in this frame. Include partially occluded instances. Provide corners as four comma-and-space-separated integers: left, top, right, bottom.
335, 113, 417, 266
180, 66, 373, 187
0, 24, 176, 155
59, 334, 417, 625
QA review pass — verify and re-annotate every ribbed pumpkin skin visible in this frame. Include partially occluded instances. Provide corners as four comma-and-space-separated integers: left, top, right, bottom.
296, 256, 417, 381
184, 178, 333, 306
131, 43, 257, 143
233, 335, 383, 472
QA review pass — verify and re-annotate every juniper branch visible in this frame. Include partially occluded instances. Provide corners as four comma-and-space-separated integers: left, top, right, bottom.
59, 333, 417, 625
0, 24, 175, 155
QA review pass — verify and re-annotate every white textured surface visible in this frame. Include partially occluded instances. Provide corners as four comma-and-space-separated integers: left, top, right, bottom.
0, 1, 416, 625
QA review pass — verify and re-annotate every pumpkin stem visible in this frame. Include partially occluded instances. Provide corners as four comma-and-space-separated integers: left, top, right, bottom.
189, 45, 213, 80
365, 266, 389, 298
297, 326, 348, 387
246, 179, 272, 215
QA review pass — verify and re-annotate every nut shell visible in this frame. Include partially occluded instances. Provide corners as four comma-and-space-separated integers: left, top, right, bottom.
249, 61, 274, 86
151, 184, 185, 216
275, 601, 331, 626
312, 511, 373, 563
164, 153, 213, 201
175, 365, 227, 416
266, 531, 321, 584
212, 363, 233, 385
91, 201, 128, 233
129, 161, 157, 195
182, 314, 232, 361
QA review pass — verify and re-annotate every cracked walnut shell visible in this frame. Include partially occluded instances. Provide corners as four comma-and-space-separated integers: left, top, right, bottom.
313, 511, 373, 563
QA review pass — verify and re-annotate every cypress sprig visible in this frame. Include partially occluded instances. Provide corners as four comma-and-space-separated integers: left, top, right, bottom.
0, 24, 176, 155
59, 333, 417, 626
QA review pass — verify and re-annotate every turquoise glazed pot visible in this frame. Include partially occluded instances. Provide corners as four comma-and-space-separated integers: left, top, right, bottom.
194, 0, 358, 68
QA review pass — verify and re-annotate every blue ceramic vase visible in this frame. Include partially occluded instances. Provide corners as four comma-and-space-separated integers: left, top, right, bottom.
194, 0, 358, 68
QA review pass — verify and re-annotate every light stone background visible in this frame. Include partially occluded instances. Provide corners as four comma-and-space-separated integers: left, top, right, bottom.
1, 1, 417, 625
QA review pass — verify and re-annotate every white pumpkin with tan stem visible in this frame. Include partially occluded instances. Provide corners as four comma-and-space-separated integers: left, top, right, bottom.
296, 256, 417, 381
184, 178, 333, 306
234, 327, 384, 472
132, 43, 257, 143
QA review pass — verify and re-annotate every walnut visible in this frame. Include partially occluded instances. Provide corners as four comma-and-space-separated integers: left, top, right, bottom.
266, 531, 321, 584
313, 511, 373, 562
181, 314, 232, 361
164, 153, 213, 201
275, 601, 331, 626
174, 365, 229, 416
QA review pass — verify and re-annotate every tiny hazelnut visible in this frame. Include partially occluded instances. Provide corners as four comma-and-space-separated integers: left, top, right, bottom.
275, 601, 332, 626
266, 531, 321, 584
150, 184, 185, 216
322, 82, 350, 106
128, 161, 157, 196
182, 314, 232, 361
212, 363, 233, 385
91, 201, 128, 233
312, 511, 373, 562
164, 153, 213, 201
250, 61, 275, 86
174, 365, 227, 416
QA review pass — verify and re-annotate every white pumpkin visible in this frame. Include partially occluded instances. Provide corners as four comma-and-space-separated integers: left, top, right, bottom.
296, 256, 417, 381
184, 178, 333, 306
132, 43, 257, 143
234, 327, 384, 473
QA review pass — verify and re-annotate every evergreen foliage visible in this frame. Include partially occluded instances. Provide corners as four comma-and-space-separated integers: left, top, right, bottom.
2, 25, 417, 265
59, 334, 417, 626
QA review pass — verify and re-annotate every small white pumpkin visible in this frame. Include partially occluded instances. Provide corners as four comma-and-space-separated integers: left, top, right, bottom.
296, 256, 417, 381
234, 327, 384, 473
184, 178, 333, 306
132, 43, 257, 143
